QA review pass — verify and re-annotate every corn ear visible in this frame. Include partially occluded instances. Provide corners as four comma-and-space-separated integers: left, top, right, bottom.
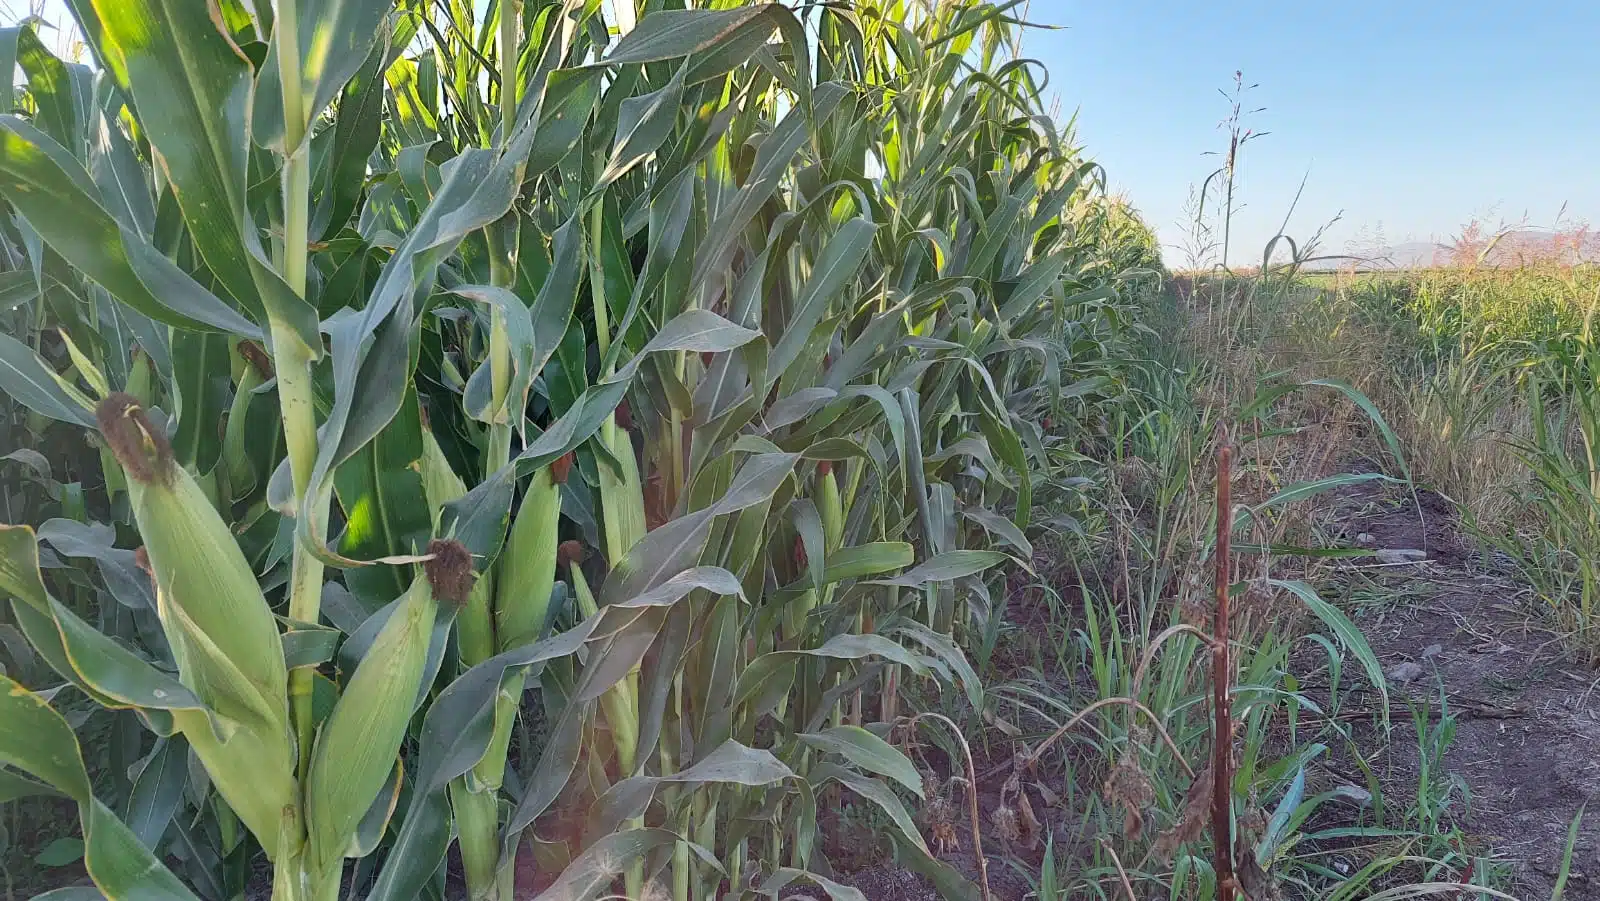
818, 463, 843, 553
457, 573, 496, 667
598, 414, 647, 565
102, 395, 288, 718
468, 458, 564, 795
494, 457, 565, 652
97, 394, 297, 854
305, 541, 462, 876
126, 347, 154, 406
474, 458, 561, 795
222, 341, 271, 501
450, 776, 500, 900
472, 679, 520, 794
421, 424, 468, 517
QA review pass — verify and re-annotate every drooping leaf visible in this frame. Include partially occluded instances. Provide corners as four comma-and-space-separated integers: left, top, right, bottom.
252, 0, 397, 152
0, 331, 95, 426
868, 549, 1009, 588
70, 0, 321, 348
0, 675, 203, 901
800, 726, 923, 797
0, 117, 262, 337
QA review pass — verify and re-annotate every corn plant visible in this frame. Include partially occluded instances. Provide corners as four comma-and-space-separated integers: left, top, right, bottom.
0, 1, 1163, 898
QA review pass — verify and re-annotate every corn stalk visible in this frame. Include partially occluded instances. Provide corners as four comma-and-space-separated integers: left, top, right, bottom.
0, 1, 1166, 898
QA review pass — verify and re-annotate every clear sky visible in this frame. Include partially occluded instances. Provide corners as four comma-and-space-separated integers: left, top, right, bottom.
13, 1, 1596, 267
1027, 2, 1600, 265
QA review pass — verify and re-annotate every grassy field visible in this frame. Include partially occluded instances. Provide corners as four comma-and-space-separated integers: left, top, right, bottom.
1271, 262, 1600, 653
1165, 258, 1600, 899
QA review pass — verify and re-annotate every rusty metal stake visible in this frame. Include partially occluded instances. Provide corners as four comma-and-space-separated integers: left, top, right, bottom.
1212, 443, 1236, 901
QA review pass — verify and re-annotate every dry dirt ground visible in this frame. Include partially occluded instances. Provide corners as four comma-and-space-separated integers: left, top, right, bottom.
1322, 478, 1600, 901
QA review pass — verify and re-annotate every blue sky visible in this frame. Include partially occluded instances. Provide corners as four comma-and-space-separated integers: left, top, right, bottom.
15, 1, 1596, 266
1027, 2, 1600, 264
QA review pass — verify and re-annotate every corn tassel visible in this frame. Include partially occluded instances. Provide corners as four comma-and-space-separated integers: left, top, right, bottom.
100, 394, 297, 857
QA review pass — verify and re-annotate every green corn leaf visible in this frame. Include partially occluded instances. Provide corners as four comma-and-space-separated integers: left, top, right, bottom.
523, 68, 602, 178
252, 0, 396, 152
0, 117, 263, 337
67, 0, 321, 349
439, 311, 767, 558
456, 284, 536, 424
597, 8, 774, 67
0, 675, 202, 901
312, 23, 393, 240
89, 75, 155, 239
16, 26, 93, 156
821, 542, 916, 584
333, 389, 432, 604
530, 828, 680, 901
868, 549, 1009, 588
757, 869, 867, 901
0, 525, 206, 720
0, 27, 18, 114
0, 767, 60, 804
799, 726, 923, 797
1234, 473, 1400, 532
768, 217, 877, 381
33, 520, 155, 612
1271, 579, 1389, 715
893, 621, 984, 709
123, 737, 188, 851
688, 82, 847, 294
0, 330, 96, 426
595, 65, 685, 189
811, 763, 926, 853
588, 740, 793, 838
367, 619, 605, 901
169, 331, 231, 473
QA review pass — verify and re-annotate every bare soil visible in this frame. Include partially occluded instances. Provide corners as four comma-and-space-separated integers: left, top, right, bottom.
1323, 477, 1600, 900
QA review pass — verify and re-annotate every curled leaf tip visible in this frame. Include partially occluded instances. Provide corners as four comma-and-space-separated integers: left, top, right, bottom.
425, 538, 476, 607
96, 392, 173, 484
557, 540, 585, 570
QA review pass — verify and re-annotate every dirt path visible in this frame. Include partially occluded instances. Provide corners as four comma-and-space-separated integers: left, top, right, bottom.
1329, 480, 1600, 900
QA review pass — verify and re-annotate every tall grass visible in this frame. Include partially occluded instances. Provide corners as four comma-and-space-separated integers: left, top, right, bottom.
1327, 259, 1600, 656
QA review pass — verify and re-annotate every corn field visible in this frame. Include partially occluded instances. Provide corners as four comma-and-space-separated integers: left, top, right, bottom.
0, 1, 1161, 898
